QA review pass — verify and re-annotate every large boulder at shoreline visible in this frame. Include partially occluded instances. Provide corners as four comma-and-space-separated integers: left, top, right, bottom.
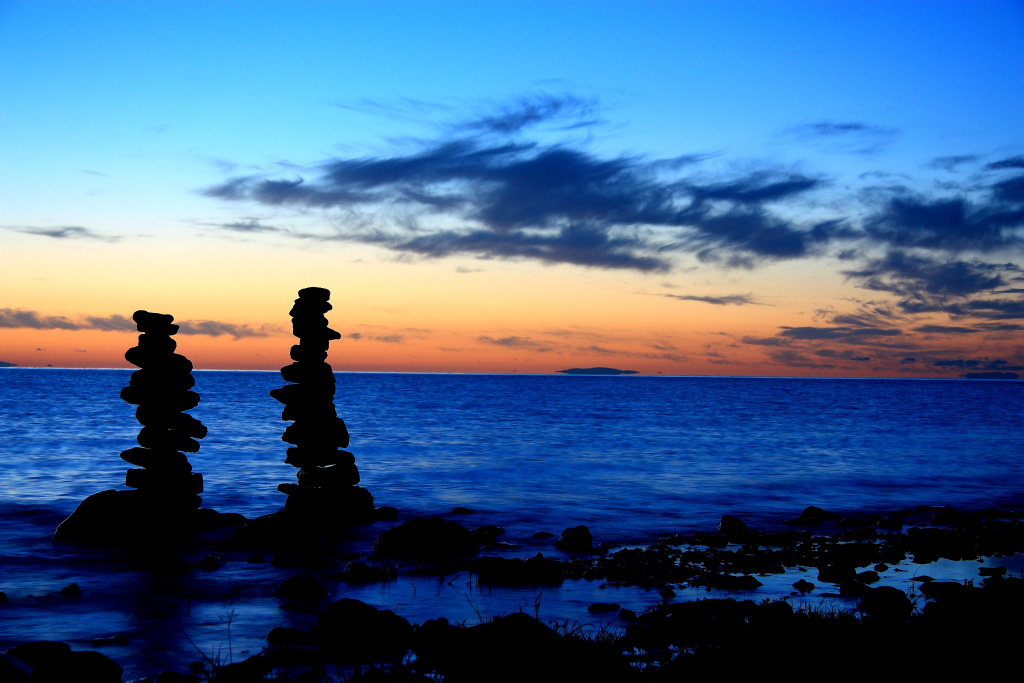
374, 516, 479, 560
53, 489, 196, 545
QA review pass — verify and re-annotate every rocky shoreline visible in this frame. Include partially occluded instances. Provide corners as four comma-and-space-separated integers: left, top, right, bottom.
2, 500, 1022, 681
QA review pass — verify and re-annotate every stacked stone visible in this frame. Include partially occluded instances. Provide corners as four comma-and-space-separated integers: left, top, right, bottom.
271, 287, 374, 522
119, 310, 206, 510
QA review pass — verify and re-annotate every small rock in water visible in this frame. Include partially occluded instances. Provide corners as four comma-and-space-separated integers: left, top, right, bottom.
793, 579, 815, 593
450, 506, 473, 515
588, 602, 620, 613
274, 575, 328, 601
60, 583, 81, 597
555, 525, 595, 553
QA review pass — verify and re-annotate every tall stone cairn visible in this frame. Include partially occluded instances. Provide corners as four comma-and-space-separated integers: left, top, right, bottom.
119, 310, 206, 510
271, 287, 374, 522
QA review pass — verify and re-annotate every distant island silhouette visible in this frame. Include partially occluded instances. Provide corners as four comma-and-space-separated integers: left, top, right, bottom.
964, 372, 1021, 380
0, 361, 17, 367
557, 367, 639, 375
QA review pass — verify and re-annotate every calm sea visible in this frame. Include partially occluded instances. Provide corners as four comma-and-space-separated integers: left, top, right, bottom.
2, 368, 1022, 672
2, 368, 1022, 538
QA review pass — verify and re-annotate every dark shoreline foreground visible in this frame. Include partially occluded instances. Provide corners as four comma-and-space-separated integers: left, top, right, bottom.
2, 501, 1023, 682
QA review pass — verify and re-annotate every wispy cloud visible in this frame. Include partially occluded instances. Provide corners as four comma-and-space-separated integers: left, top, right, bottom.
0, 308, 277, 339
661, 293, 761, 306
7, 225, 121, 241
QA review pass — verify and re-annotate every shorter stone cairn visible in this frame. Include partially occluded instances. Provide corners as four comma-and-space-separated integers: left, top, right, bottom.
271, 287, 374, 523
120, 310, 206, 510
53, 310, 209, 544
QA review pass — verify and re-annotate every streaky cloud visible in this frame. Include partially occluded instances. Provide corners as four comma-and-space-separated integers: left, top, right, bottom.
662, 293, 760, 306
8, 225, 120, 241
0, 308, 278, 339
985, 156, 1024, 171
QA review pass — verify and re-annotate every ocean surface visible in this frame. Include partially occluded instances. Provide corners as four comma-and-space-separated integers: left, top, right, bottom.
1, 368, 1022, 674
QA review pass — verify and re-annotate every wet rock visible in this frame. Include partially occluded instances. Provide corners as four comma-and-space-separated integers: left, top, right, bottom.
373, 506, 399, 521
194, 554, 224, 571
857, 570, 880, 584
5, 641, 72, 668
312, 598, 413, 661
60, 583, 81, 597
274, 575, 328, 601
588, 602, 621, 613
697, 573, 763, 591
719, 515, 753, 541
556, 525, 595, 553
472, 525, 506, 542
793, 579, 815, 593
694, 531, 728, 548
817, 564, 857, 584
531, 531, 556, 539
786, 506, 842, 525
26, 649, 122, 683
450, 506, 473, 515
374, 516, 479, 560
877, 515, 903, 530
0, 591, 6, 603
859, 586, 912, 621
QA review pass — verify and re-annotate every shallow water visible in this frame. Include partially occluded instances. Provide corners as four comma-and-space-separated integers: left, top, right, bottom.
1, 369, 1022, 677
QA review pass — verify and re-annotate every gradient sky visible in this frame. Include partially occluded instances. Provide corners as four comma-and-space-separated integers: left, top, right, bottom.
2, 0, 1022, 377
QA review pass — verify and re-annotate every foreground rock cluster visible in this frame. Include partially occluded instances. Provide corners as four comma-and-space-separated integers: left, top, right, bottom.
271, 287, 374, 524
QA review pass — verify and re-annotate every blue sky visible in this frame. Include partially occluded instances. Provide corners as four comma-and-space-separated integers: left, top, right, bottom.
2, 1, 1022, 375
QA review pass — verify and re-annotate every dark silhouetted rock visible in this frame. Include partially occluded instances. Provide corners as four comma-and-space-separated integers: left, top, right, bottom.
588, 602, 621, 613
374, 516, 479, 560
450, 506, 473, 515
60, 583, 81, 597
555, 525, 594, 553
312, 598, 412, 661
859, 586, 912, 621
793, 579, 815, 592
719, 514, 753, 540
274, 575, 328, 601
786, 505, 843, 525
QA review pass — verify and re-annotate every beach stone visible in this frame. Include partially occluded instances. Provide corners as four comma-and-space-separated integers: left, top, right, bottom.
5, 641, 71, 668
786, 506, 843, 525
588, 602, 621, 613
275, 575, 328, 601
719, 514, 753, 540
374, 516, 479, 560
28, 649, 122, 683
793, 579, 815, 593
859, 586, 912, 621
312, 598, 412, 660
555, 525, 594, 553
53, 489, 200, 545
